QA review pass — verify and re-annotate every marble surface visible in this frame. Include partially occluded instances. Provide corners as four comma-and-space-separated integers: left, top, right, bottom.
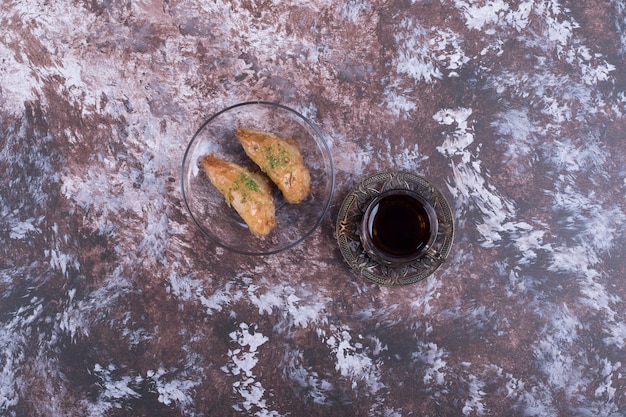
1, 0, 626, 415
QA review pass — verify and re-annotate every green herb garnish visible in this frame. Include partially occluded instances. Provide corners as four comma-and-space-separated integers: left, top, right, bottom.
265, 144, 290, 169
230, 172, 260, 202
243, 175, 260, 191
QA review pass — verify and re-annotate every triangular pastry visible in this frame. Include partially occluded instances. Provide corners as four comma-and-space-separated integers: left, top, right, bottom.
235, 128, 312, 204
201, 154, 276, 236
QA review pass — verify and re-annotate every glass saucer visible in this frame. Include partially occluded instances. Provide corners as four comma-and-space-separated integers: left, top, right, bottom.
335, 171, 454, 286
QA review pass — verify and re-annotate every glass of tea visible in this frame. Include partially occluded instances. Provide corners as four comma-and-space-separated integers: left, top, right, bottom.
360, 189, 438, 265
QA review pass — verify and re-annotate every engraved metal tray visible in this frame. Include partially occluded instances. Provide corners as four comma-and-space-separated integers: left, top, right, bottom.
336, 171, 454, 286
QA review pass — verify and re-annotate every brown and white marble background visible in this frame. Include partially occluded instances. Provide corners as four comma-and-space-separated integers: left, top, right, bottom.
2, 0, 626, 416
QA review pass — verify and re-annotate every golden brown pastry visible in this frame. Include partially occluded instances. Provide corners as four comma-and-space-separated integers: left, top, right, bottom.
201, 154, 276, 236
235, 128, 312, 204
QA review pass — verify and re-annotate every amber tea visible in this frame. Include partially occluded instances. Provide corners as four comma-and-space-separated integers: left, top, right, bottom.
361, 190, 438, 264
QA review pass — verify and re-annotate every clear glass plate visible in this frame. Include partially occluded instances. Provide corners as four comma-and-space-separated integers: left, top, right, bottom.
181, 102, 335, 255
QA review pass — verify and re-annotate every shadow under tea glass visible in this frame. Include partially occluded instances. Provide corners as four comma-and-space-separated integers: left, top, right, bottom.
360, 189, 438, 265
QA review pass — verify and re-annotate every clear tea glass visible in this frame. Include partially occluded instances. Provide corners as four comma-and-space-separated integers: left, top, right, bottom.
360, 189, 438, 266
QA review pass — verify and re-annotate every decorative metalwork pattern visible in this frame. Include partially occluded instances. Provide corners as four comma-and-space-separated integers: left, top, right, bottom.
336, 171, 455, 286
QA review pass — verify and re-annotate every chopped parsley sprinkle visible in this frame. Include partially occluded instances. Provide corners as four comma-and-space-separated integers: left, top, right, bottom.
233, 172, 257, 189
265, 144, 290, 169
230, 172, 260, 203
243, 175, 260, 191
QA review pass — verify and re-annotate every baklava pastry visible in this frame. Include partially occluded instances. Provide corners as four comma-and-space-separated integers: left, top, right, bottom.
235, 128, 312, 204
201, 154, 276, 236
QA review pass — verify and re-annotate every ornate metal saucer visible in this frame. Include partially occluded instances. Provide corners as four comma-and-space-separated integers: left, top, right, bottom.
336, 171, 454, 286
